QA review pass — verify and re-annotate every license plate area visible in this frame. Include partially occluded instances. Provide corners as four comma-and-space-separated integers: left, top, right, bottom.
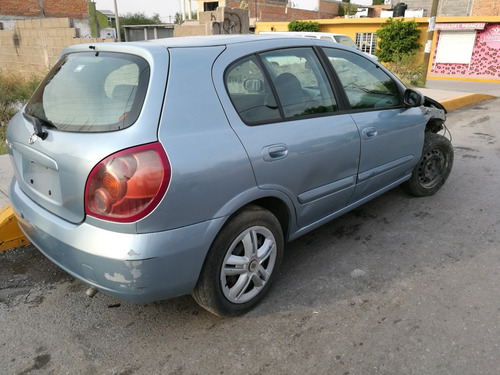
22, 159, 62, 203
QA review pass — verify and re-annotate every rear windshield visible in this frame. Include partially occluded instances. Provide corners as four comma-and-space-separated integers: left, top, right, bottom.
25, 52, 150, 132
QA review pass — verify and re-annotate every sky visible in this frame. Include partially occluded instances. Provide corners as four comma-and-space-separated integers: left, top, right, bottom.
94, 0, 318, 23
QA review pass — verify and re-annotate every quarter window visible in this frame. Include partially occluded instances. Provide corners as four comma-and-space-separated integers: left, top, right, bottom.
225, 56, 282, 125
323, 48, 400, 110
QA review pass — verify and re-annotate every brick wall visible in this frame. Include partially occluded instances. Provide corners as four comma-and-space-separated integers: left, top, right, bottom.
0, 18, 112, 77
0, 0, 88, 19
226, 0, 338, 22
471, 0, 500, 16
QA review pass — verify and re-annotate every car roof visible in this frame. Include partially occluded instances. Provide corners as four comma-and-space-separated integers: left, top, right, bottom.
259, 31, 347, 37
63, 34, 358, 58
144, 34, 309, 48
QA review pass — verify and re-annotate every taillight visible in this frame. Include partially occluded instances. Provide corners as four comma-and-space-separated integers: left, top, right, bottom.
85, 143, 171, 222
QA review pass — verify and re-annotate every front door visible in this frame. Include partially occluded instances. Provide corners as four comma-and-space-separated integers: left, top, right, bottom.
322, 47, 426, 202
220, 47, 361, 228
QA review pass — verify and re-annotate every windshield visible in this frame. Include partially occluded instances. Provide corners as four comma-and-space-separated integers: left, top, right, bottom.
25, 52, 150, 132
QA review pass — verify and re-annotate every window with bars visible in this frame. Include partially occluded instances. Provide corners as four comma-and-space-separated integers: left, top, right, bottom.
355, 33, 378, 55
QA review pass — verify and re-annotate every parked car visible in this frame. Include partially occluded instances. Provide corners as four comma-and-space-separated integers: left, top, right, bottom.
6, 35, 453, 316
259, 31, 378, 59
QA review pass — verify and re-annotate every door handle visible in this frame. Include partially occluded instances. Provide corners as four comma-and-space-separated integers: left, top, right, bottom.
362, 127, 378, 139
262, 144, 288, 161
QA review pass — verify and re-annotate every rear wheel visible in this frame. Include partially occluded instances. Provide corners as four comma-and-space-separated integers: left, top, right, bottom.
192, 206, 283, 316
402, 133, 453, 197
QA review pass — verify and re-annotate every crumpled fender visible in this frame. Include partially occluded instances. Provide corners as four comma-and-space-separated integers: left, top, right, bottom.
423, 96, 447, 133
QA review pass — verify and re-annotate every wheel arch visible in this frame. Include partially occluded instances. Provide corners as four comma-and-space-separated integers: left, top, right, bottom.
246, 197, 291, 240
212, 187, 296, 242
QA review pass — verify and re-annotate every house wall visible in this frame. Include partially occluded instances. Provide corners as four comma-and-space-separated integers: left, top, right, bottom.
471, 0, 500, 16
0, 18, 112, 77
428, 17, 500, 81
197, 0, 339, 22
174, 7, 249, 36
386, 0, 500, 17
256, 18, 429, 62
384, 0, 499, 17
257, 15, 500, 82
0, 0, 88, 19
436, 0, 473, 16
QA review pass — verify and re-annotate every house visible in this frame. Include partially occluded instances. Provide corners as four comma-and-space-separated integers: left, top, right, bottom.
256, 1, 500, 82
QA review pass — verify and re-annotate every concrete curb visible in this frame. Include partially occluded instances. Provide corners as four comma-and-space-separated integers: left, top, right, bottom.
0, 93, 497, 252
440, 93, 496, 113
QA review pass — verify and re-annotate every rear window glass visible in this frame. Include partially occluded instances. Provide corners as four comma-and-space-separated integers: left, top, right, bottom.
25, 52, 150, 132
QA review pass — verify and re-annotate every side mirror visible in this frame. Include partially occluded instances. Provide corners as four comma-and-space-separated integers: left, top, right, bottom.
403, 88, 424, 107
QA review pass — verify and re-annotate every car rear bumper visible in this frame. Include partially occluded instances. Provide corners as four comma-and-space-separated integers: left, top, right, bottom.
10, 179, 223, 303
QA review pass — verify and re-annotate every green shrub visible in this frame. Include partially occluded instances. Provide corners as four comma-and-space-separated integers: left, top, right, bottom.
288, 21, 320, 32
0, 71, 40, 154
387, 53, 426, 87
375, 18, 421, 63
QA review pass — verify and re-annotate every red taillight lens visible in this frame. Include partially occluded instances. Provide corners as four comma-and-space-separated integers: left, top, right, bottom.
85, 143, 171, 222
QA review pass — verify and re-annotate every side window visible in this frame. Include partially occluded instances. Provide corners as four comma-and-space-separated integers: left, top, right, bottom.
225, 56, 281, 125
322, 48, 400, 110
260, 48, 338, 119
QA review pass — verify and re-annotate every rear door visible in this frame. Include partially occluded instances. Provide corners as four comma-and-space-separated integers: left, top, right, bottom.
322, 47, 426, 203
215, 45, 360, 228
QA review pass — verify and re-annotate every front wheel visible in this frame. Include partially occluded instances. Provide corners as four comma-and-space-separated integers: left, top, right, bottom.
402, 132, 453, 197
192, 206, 284, 316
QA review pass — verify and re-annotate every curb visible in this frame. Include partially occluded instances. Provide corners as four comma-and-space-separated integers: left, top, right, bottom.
0, 93, 496, 252
440, 93, 496, 113
0, 205, 30, 252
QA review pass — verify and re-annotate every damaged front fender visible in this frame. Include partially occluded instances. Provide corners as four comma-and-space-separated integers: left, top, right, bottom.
423, 96, 447, 133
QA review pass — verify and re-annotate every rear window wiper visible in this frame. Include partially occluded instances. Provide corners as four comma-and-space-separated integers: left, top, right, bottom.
23, 113, 56, 141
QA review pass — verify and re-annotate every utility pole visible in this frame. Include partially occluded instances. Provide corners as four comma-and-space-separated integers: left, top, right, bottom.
113, 0, 121, 42
423, 0, 439, 85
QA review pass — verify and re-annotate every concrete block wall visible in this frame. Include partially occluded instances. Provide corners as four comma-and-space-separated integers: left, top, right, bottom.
0, 18, 112, 77
437, 0, 473, 16
175, 7, 250, 36
385, 0, 432, 11
387, 0, 476, 16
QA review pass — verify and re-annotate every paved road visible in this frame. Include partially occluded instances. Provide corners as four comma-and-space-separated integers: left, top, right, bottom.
1, 100, 499, 374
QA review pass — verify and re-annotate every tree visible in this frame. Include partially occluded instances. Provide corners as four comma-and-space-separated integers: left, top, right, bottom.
116, 12, 163, 41
119, 12, 162, 26
288, 21, 320, 32
374, 18, 422, 63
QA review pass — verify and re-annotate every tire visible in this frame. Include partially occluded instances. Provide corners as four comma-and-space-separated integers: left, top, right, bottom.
192, 206, 284, 317
402, 132, 454, 197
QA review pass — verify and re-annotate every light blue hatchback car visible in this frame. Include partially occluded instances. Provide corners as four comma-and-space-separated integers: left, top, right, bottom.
6, 35, 453, 316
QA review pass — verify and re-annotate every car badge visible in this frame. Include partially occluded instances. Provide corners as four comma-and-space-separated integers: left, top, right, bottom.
29, 133, 38, 144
